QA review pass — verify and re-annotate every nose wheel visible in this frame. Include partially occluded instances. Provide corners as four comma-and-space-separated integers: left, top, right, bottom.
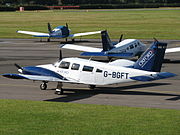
40, 82, 47, 90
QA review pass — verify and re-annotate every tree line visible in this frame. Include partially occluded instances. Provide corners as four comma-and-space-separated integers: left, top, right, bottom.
1, 0, 180, 5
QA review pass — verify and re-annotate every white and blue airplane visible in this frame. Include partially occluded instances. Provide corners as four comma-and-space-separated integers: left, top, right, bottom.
61, 30, 180, 58
17, 23, 101, 42
2, 41, 176, 95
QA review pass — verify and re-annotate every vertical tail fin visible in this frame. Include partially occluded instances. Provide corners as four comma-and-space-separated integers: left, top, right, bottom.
101, 30, 114, 51
48, 23, 52, 34
133, 41, 167, 72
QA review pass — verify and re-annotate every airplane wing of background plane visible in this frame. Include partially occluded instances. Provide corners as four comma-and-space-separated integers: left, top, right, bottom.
68, 31, 101, 38
165, 47, 180, 53
61, 44, 134, 57
17, 30, 50, 37
60, 44, 102, 52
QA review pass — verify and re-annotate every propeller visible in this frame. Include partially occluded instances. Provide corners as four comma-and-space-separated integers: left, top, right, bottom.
59, 49, 63, 61
119, 34, 123, 42
48, 22, 52, 34
14, 63, 22, 70
14, 63, 23, 73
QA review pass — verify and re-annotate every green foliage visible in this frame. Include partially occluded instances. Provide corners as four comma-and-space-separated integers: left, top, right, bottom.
0, 99, 180, 135
0, 5, 17, 11
0, 9, 180, 39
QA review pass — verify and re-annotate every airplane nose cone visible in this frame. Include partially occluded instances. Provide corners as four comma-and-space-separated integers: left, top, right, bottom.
18, 69, 23, 73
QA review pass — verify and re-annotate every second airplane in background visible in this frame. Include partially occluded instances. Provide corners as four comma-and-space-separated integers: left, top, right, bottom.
61, 30, 180, 58
17, 23, 101, 42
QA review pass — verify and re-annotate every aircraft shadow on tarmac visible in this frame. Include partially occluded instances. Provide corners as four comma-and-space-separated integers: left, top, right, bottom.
45, 82, 180, 102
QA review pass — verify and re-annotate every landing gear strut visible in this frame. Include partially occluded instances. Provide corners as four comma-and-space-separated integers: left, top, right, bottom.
40, 82, 47, 90
47, 38, 50, 42
55, 82, 64, 95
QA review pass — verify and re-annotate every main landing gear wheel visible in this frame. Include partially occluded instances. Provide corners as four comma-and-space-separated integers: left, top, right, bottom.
89, 85, 96, 90
40, 82, 47, 90
55, 89, 64, 95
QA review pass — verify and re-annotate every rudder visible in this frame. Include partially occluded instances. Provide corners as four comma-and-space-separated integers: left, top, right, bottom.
101, 30, 114, 51
133, 41, 167, 72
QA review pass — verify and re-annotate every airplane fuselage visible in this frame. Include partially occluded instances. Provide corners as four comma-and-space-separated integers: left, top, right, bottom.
36, 58, 156, 85
107, 39, 146, 57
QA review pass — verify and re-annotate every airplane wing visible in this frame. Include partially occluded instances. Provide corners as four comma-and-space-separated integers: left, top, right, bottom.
2, 73, 71, 82
60, 44, 102, 52
17, 30, 50, 37
68, 31, 101, 38
81, 52, 133, 57
165, 47, 180, 53
130, 72, 176, 82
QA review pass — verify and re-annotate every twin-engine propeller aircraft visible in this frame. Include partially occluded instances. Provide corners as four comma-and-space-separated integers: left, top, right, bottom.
2, 41, 176, 95
61, 30, 180, 58
17, 23, 101, 42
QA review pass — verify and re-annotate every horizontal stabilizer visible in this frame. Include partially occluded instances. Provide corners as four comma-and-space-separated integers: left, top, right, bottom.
81, 52, 133, 57
165, 47, 180, 53
130, 72, 176, 82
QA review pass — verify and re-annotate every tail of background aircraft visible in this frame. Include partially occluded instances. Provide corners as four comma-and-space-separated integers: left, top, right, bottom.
133, 41, 167, 72
48, 23, 52, 34
101, 30, 114, 51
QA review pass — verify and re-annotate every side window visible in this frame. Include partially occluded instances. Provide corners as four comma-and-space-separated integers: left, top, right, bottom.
82, 66, 94, 72
59, 61, 70, 69
71, 63, 80, 70
135, 43, 137, 47
130, 45, 134, 49
96, 69, 102, 73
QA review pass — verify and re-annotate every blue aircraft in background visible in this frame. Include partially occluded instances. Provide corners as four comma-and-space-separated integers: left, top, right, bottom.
17, 23, 101, 42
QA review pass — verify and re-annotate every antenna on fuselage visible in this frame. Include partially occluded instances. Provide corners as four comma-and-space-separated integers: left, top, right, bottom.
153, 37, 158, 42
59, 49, 63, 61
119, 34, 123, 42
48, 22, 52, 34
66, 23, 69, 29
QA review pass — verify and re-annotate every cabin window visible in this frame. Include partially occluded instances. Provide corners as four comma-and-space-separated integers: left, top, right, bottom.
135, 43, 137, 47
130, 45, 134, 49
127, 47, 129, 50
96, 69, 102, 73
59, 61, 70, 69
82, 66, 94, 72
71, 63, 80, 70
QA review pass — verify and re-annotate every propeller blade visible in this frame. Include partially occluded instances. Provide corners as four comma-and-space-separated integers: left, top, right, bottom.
14, 63, 22, 70
48, 22, 52, 34
119, 34, 123, 42
59, 49, 63, 61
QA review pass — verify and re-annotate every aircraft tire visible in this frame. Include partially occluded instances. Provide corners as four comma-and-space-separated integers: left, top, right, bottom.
55, 88, 64, 95
40, 83, 47, 90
